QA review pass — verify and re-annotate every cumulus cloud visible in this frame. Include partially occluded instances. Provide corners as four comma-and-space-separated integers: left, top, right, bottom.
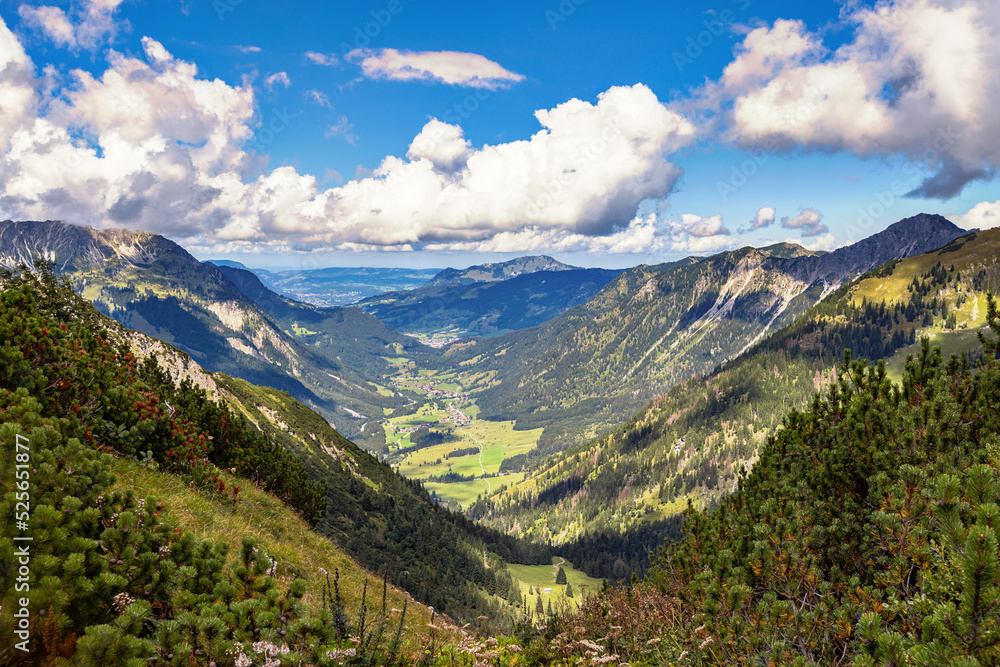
950, 199, 1000, 229
425, 213, 737, 255
781, 208, 828, 237
0, 16, 36, 154
304, 51, 338, 67
18, 0, 126, 51
782, 232, 838, 252
17, 6, 76, 48
264, 72, 290, 90
0, 33, 255, 236
0, 22, 696, 253
406, 120, 471, 172
678, 213, 729, 237
747, 205, 776, 232
703, 0, 1000, 199
348, 48, 525, 89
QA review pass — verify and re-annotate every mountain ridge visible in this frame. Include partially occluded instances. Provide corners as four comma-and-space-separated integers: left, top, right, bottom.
357, 266, 623, 337
447, 213, 968, 454
424, 255, 578, 287
0, 219, 409, 439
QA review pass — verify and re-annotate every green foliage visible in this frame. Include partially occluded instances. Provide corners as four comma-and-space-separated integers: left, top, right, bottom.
3, 262, 557, 630
0, 263, 326, 523
513, 337, 1000, 664
0, 392, 415, 665
218, 375, 552, 629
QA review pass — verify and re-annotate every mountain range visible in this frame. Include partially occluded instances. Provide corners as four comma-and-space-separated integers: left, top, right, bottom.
471, 223, 999, 578
441, 213, 969, 453
356, 266, 622, 337
0, 220, 413, 440
6, 211, 1000, 665
423, 255, 577, 287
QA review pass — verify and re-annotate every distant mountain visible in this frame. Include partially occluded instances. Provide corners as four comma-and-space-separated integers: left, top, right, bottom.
759, 242, 823, 259
471, 223, 997, 576
215, 263, 436, 381
447, 214, 968, 453
424, 255, 578, 287
206, 259, 248, 269
0, 220, 409, 438
357, 267, 622, 336
251, 265, 442, 307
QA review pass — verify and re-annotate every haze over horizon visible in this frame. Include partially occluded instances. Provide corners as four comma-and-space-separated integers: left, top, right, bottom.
1, 0, 999, 269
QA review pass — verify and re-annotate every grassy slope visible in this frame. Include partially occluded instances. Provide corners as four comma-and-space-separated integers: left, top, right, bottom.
108, 458, 435, 649
508, 558, 604, 614
212, 374, 548, 625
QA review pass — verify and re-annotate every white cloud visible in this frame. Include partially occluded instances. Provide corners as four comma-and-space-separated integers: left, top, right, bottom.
306, 90, 333, 108
18, 0, 126, 51
324, 116, 357, 144
238, 45, 261, 54
0, 32, 255, 236
678, 213, 729, 237
264, 72, 290, 90
950, 199, 1000, 229
348, 48, 525, 89
0, 16, 35, 155
704, 0, 1000, 199
18, 6, 77, 48
0, 21, 696, 252
425, 213, 736, 256
747, 205, 776, 232
780, 232, 838, 252
781, 207, 827, 237
406, 120, 470, 172
304, 51, 338, 66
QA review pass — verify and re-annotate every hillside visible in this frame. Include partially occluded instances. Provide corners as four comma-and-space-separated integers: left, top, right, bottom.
470, 227, 1000, 581
213, 263, 436, 381
0, 267, 439, 664
423, 255, 577, 287
446, 214, 967, 454
0, 265, 551, 642
0, 220, 410, 440
357, 267, 622, 337
506, 321, 1000, 665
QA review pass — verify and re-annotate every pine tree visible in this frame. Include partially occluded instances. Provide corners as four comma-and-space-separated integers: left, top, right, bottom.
555, 566, 567, 585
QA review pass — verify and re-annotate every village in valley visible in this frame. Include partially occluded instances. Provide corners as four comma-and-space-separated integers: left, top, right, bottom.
379, 364, 541, 510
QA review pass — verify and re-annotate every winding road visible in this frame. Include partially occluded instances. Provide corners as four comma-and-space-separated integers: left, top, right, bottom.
461, 427, 491, 495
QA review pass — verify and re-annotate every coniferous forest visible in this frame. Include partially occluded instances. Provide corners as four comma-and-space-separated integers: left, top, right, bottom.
6, 245, 1000, 664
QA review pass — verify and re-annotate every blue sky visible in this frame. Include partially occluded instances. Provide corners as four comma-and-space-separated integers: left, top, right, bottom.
0, 0, 998, 269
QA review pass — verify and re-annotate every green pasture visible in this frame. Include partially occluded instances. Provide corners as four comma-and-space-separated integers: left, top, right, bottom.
508, 558, 604, 614
424, 473, 525, 508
